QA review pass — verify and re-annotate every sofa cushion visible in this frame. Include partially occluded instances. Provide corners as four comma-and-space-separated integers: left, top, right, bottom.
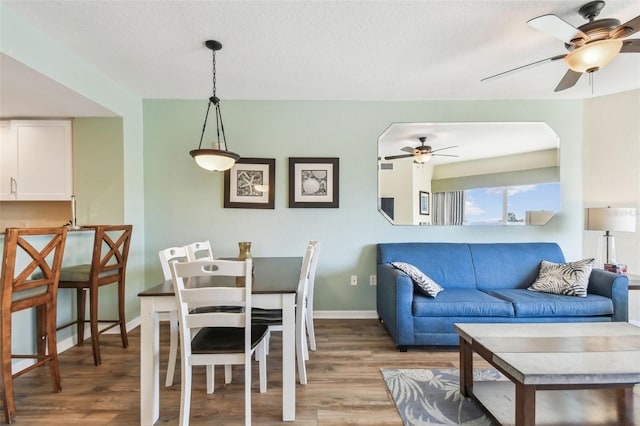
413, 289, 514, 317
528, 258, 594, 297
391, 262, 443, 297
469, 243, 566, 291
378, 243, 477, 289
484, 289, 613, 317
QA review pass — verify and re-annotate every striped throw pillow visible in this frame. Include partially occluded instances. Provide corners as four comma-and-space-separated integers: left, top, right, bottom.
528, 258, 594, 297
391, 262, 443, 297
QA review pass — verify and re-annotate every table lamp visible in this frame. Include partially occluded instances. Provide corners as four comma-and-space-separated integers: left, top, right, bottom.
584, 207, 636, 268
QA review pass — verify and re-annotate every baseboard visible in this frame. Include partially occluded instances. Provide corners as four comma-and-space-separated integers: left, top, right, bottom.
630, 319, 640, 327
313, 310, 378, 319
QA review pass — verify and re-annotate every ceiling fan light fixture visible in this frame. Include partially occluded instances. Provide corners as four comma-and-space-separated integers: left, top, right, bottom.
565, 39, 622, 73
414, 152, 432, 163
191, 40, 240, 172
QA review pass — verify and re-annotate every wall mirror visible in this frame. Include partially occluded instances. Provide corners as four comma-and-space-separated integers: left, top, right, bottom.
378, 122, 560, 226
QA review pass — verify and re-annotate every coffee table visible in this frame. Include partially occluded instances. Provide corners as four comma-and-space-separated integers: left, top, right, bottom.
454, 322, 640, 426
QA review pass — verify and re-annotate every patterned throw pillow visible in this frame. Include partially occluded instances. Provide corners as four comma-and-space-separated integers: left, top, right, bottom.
391, 262, 443, 297
527, 258, 594, 297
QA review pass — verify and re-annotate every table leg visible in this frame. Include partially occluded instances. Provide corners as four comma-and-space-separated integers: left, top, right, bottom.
515, 382, 535, 426
140, 299, 160, 425
281, 294, 296, 421
459, 336, 473, 397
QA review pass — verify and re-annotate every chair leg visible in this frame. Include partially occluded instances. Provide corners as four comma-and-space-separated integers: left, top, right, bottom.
296, 310, 308, 385
257, 343, 267, 393
165, 311, 179, 387
245, 354, 251, 426
179, 363, 192, 426
118, 280, 128, 348
76, 288, 86, 346
206, 365, 215, 394
35, 305, 47, 359
45, 303, 62, 392
89, 287, 101, 366
1, 313, 16, 424
224, 364, 232, 384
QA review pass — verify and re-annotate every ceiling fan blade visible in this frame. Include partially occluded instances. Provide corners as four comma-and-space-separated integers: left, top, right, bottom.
481, 54, 566, 82
554, 69, 582, 92
384, 153, 414, 160
621, 39, 640, 53
400, 146, 415, 153
430, 145, 458, 153
611, 14, 640, 39
528, 14, 588, 44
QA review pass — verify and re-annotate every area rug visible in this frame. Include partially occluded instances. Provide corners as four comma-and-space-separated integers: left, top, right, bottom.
381, 368, 504, 426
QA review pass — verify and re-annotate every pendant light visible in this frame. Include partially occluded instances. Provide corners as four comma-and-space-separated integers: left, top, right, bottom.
190, 40, 240, 171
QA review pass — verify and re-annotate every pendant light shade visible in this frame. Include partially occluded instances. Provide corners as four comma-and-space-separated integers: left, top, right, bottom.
190, 40, 240, 171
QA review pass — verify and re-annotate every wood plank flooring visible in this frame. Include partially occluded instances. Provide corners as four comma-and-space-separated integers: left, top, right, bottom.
10, 319, 462, 425
9, 319, 638, 425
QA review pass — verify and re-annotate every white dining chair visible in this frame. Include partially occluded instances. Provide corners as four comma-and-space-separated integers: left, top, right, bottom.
171, 258, 268, 426
185, 240, 214, 261
305, 240, 321, 351
252, 242, 315, 384
158, 246, 188, 387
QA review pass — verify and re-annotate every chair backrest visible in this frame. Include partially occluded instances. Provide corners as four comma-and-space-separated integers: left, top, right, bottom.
307, 240, 321, 307
85, 225, 132, 285
1, 227, 67, 312
295, 243, 316, 312
158, 246, 188, 280
170, 259, 253, 357
184, 241, 213, 261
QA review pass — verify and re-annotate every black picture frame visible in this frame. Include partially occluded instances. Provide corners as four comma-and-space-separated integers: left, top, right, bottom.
288, 157, 339, 208
224, 158, 275, 209
419, 191, 429, 215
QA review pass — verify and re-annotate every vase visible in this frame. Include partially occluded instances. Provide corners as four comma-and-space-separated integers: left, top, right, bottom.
236, 241, 252, 286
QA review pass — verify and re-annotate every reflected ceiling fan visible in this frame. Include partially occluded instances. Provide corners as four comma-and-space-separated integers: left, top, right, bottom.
384, 137, 458, 163
482, 1, 640, 92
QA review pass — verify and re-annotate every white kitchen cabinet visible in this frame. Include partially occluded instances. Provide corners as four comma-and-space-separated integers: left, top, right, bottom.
0, 120, 73, 200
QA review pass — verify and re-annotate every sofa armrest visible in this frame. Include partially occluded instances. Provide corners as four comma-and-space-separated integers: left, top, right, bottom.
376, 263, 415, 347
588, 269, 628, 322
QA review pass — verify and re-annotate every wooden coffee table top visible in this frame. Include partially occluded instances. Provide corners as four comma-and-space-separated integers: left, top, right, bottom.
455, 322, 640, 385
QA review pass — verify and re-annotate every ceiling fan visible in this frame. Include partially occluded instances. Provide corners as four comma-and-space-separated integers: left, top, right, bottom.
482, 1, 640, 92
384, 137, 458, 163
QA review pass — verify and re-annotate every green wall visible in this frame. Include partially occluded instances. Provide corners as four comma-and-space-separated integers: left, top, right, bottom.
143, 99, 584, 312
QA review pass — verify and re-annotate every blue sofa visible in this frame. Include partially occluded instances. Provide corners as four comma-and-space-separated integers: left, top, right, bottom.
376, 242, 629, 350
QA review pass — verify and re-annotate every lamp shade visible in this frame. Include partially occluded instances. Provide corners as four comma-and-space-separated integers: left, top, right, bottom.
585, 207, 637, 232
565, 39, 623, 73
190, 149, 240, 171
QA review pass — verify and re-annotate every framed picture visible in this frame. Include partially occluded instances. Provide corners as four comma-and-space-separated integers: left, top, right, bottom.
288, 157, 339, 208
419, 191, 429, 215
224, 158, 275, 209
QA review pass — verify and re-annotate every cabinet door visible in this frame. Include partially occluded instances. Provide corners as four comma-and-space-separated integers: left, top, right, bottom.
13, 120, 73, 200
0, 121, 18, 200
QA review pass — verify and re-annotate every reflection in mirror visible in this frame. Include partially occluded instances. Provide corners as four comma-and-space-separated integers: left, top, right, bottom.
378, 122, 560, 226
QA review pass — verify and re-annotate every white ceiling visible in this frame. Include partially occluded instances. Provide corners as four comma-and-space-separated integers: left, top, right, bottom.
1, 0, 639, 118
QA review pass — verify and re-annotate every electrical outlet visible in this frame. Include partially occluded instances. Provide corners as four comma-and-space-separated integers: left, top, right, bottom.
350, 275, 358, 286
370, 275, 377, 286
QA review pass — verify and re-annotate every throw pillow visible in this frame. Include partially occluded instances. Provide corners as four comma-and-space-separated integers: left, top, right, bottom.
527, 258, 594, 297
391, 262, 443, 297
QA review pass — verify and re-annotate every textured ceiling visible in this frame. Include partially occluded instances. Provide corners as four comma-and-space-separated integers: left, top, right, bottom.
1, 0, 640, 118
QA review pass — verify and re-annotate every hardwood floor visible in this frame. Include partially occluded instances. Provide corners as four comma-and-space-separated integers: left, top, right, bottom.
9, 319, 638, 425
9, 319, 463, 425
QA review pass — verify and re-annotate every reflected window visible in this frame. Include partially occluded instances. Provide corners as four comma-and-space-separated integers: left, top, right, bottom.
463, 183, 560, 225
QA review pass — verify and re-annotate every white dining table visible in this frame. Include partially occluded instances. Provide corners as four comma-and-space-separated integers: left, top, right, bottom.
138, 256, 301, 425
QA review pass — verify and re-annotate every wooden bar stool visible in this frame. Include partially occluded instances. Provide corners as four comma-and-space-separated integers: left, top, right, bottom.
0, 227, 67, 424
57, 225, 132, 366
